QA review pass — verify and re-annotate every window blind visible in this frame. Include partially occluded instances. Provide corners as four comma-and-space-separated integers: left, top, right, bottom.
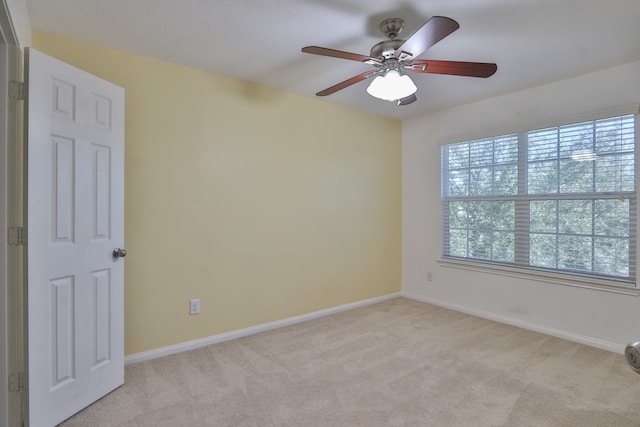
441, 114, 637, 285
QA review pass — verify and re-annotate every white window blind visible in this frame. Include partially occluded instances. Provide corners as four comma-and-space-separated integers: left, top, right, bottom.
441, 114, 637, 286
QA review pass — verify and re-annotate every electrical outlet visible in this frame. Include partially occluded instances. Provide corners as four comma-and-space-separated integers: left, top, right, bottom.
427, 272, 433, 282
190, 299, 201, 315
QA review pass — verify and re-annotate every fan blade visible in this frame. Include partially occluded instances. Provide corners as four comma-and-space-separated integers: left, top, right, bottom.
315, 70, 380, 96
302, 46, 379, 64
397, 94, 417, 106
408, 60, 497, 78
394, 16, 459, 60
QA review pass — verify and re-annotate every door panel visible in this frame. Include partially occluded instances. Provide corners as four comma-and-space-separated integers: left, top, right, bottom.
27, 48, 125, 427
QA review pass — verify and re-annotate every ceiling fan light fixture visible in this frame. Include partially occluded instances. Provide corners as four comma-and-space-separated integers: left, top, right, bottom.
366, 70, 417, 101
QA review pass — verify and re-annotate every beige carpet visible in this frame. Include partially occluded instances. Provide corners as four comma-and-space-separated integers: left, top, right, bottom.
59, 298, 640, 426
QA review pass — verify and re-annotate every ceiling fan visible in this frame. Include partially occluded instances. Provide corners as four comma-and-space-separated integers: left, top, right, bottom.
302, 16, 497, 106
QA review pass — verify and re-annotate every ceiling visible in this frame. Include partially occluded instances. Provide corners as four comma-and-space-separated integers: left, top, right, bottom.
24, 0, 640, 120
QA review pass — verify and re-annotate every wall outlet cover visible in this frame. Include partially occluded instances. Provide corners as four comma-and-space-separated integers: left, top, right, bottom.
190, 299, 201, 315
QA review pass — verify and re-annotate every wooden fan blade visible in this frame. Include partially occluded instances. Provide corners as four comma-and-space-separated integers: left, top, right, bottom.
302, 46, 379, 64
397, 94, 417, 106
409, 60, 497, 78
315, 70, 380, 96
394, 16, 459, 60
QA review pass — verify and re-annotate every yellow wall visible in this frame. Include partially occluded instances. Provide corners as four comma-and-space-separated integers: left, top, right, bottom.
32, 31, 402, 355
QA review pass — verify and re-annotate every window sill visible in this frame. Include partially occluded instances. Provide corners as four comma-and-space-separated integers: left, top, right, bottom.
437, 258, 640, 296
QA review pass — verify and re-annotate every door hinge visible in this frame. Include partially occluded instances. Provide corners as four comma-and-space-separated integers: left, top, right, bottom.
8, 226, 25, 246
8, 372, 26, 392
8, 81, 26, 101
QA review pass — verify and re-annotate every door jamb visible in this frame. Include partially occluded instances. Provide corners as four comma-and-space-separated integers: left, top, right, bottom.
1, 1, 26, 426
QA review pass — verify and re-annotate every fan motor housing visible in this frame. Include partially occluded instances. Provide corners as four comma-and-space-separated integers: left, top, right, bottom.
370, 39, 404, 60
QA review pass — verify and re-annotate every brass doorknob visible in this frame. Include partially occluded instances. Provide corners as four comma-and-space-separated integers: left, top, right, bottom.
112, 248, 127, 259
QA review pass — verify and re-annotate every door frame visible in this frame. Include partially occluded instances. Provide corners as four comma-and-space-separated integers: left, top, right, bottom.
0, 1, 30, 426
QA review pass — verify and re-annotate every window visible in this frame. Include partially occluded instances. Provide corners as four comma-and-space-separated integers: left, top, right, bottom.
441, 114, 637, 286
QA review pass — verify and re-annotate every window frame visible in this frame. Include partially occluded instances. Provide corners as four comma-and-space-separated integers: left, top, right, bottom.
440, 111, 639, 290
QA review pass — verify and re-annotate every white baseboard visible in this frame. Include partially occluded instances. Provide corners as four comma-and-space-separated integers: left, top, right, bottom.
125, 292, 401, 365
402, 291, 625, 354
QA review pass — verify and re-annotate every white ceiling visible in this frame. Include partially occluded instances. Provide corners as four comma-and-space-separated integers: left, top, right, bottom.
24, 0, 640, 120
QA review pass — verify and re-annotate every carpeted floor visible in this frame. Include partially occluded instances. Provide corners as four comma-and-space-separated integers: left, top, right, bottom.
59, 297, 640, 426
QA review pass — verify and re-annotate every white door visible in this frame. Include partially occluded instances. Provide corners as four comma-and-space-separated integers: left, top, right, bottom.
26, 48, 125, 427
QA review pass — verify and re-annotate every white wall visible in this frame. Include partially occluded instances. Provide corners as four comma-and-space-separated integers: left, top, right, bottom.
402, 60, 640, 353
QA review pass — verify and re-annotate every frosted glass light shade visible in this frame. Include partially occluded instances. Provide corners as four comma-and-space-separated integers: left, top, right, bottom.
366, 70, 417, 101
